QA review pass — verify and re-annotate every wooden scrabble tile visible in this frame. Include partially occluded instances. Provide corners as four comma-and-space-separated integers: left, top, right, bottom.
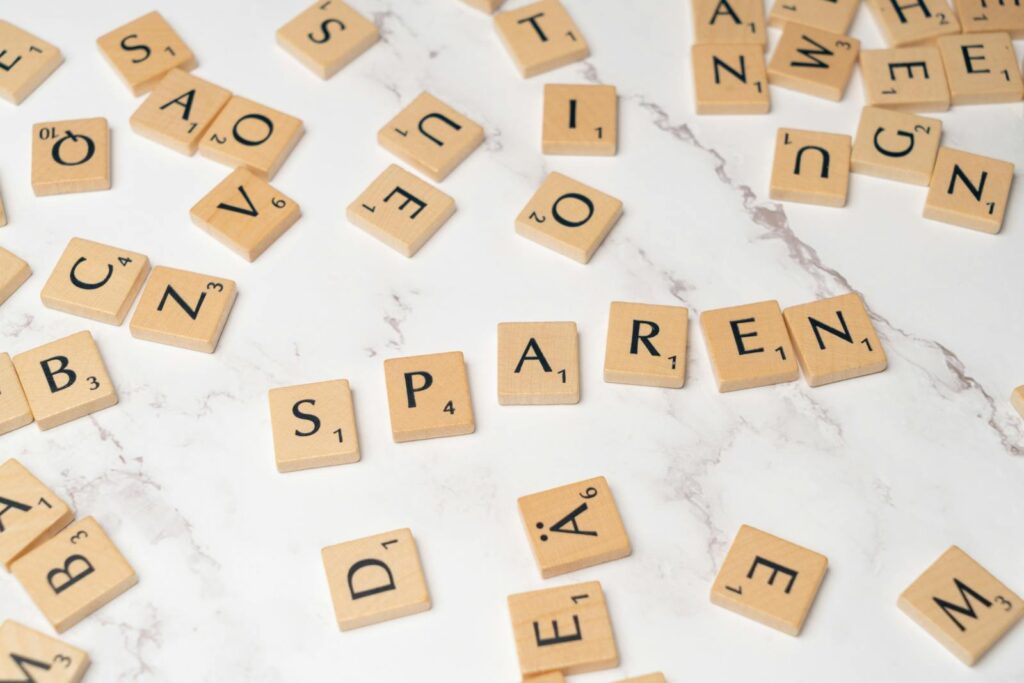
1012, 386, 1024, 418
129, 69, 231, 155
851, 106, 942, 185
770, 128, 851, 207
691, 0, 767, 46
954, 0, 1024, 36
937, 32, 1023, 104
322, 528, 430, 630
518, 476, 630, 578
515, 172, 622, 264
0, 620, 89, 683
604, 301, 688, 388
508, 581, 618, 676
277, 0, 379, 79
0, 247, 31, 306
0, 459, 73, 568
521, 674, 564, 683
616, 676, 666, 683
190, 168, 301, 261
0, 21, 63, 105
860, 47, 950, 111
494, 0, 589, 77
40, 238, 149, 325
96, 11, 195, 96
31, 118, 110, 197
542, 84, 617, 155
899, 545, 1023, 665
498, 322, 579, 406
0, 354, 33, 436
347, 164, 456, 257
924, 147, 1014, 234
268, 379, 360, 473
464, 0, 506, 13
12, 331, 117, 431
767, 24, 860, 101
383, 351, 475, 442
378, 92, 485, 181
198, 96, 304, 180
865, 0, 960, 46
710, 525, 828, 636
700, 300, 799, 392
692, 44, 771, 114
129, 266, 237, 353
11, 516, 137, 633
768, 0, 861, 33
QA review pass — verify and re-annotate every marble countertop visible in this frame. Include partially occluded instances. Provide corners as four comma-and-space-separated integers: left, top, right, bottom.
1, 0, 1023, 681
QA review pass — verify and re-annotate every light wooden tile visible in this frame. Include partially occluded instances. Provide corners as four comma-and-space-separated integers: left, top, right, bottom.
268, 379, 360, 473
615, 675, 666, 683
508, 581, 618, 676
384, 351, 475, 442
0, 620, 89, 683
851, 106, 942, 185
783, 293, 887, 387
1012, 385, 1024, 418
31, 118, 110, 197
954, 0, 1024, 36
129, 68, 231, 155
770, 128, 851, 207
463, 0, 506, 12
521, 673, 565, 683
190, 168, 301, 261
924, 147, 1014, 234
96, 11, 196, 96
865, 0, 960, 46
40, 238, 149, 325
937, 32, 1023, 104
12, 331, 118, 431
604, 301, 688, 388
542, 84, 617, 155
767, 24, 860, 101
129, 266, 237, 353
0, 354, 33, 436
322, 528, 430, 630
0, 247, 31, 306
710, 525, 828, 636
691, 0, 767, 46
498, 322, 579, 405
0, 21, 63, 105
198, 96, 304, 180
11, 516, 137, 633
860, 47, 950, 111
768, 0, 861, 33
494, 0, 589, 77
516, 172, 622, 264
347, 164, 456, 257
277, 0, 379, 79
899, 545, 1023, 665
0, 459, 72, 568
700, 300, 799, 392
378, 91, 484, 180
692, 44, 770, 114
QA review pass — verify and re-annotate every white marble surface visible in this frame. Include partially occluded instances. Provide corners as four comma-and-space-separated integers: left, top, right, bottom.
1, 0, 1023, 680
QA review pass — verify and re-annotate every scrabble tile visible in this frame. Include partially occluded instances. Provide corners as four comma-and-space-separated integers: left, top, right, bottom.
347, 164, 456, 257
0, 247, 31, 306
0, 354, 33, 436
953, 0, 1024, 36
276, 0, 379, 79
604, 301, 688, 388
615, 675, 666, 683
40, 238, 150, 325
542, 84, 617, 155
700, 300, 799, 392
12, 332, 118, 431
768, 0, 861, 33
924, 147, 1014, 234
518, 476, 631, 578
322, 528, 430, 630
129, 69, 232, 155
767, 24, 860, 101
383, 351, 475, 442
859, 47, 950, 111
463, 0, 506, 13
691, 0, 767, 46
851, 106, 942, 185
710, 525, 828, 636
937, 32, 1023, 104
198, 96, 304, 180
515, 172, 622, 264
692, 44, 771, 114
0, 620, 89, 683
508, 581, 618, 676
31, 118, 110, 197
0, 21, 63, 105
494, 0, 589, 77
0, 459, 73, 568
1012, 386, 1024, 418
521, 674, 564, 683
190, 168, 301, 261
378, 91, 485, 180
96, 11, 196, 96
11, 516, 137, 633
268, 379, 360, 473
498, 322, 580, 405
899, 545, 1023, 665
129, 266, 237, 353
865, 0, 960, 46
770, 128, 851, 207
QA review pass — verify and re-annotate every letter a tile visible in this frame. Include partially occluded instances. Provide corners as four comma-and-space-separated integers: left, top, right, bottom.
770, 128, 851, 207
700, 300, 798, 392
691, 0, 767, 46
383, 351, 475, 442
31, 118, 110, 197
0, 21, 63, 105
129, 266, 238, 353
498, 322, 580, 405
604, 301, 688, 388
268, 379, 360, 473
924, 147, 1014, 234
0, 620, 89, 682
0, 354, 33, 436
277, 0, 380, 80
96, 11, 196, 96
378, 91, 485, 181
129, 69, 232, 155
494, 0, 589, 77
40, 238, 150, 325
0, 459, 73, 568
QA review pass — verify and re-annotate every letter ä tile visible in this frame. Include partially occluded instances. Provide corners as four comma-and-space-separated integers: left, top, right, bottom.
0, 246, 31, 306
498, 322, 580, 405
130, 68, 232, 155
96, 11, 196, 96
383, 351, 475, 442
0, 354, 33, 436
859, 47, 950, 112
0, 20, 63, 105
268, 379, 360, 473
0, 620, 89, 682
604, 301, 688, 388
864, 0, 960, 46
691, 0, 767, 46
770, 128, 851, 207
198, 96, 304, 180
494, 0, 589, 77
0, 459, 73, 568
700, 299, 798, 392
378, 91, 484, 181
129, 266, 238, 353
276, 0, 380, 80
31, 118, 111, 197
40, 238, 150, 325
